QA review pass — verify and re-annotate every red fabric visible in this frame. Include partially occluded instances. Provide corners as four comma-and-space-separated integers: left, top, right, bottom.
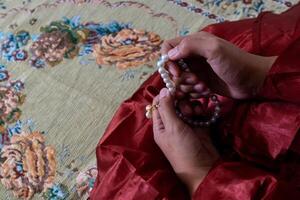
90, 4, 300, 200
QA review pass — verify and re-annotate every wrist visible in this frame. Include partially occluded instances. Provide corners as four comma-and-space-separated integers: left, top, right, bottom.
177, 166, 210, 197
247, 55, 277, 97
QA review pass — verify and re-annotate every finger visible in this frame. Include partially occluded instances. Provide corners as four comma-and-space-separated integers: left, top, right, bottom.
180, 72, 199, 85
189, 91, 211, 99
193, 82, 206, 93
189, 93, 202, 98
152, 96, 164, 133
172, 76, 181, 86
174, 72, 199, 91
179, 84, 194, 93
167, 32, 217, 60
158, 88, 183, 130
161, 36, 184, 55
165, 61, 181, 77
193, 82, 211, 97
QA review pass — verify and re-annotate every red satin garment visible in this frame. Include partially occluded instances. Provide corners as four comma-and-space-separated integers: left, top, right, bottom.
90, 4, 300, 200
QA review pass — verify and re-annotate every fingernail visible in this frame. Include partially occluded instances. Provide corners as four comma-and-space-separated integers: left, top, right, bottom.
159, 88, 169, 99
194, 83, 205, 92
202, 89, 211, 96
168, 47, 178, 59
168, 63, 179, 76
185, 77, 196, 84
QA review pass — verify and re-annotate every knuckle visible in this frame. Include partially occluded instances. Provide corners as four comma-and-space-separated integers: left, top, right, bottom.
162, 40, 170, 46
153, 96, 159, 104
198, 31, 210, 36
179, 38, 192, 55
197, 27, 203, 32
153, 132, 161, 145
197, 31, 215, 39
157, 102, 165, 112
180, 38, 191, 49
209, 37, 223, 57
161, 40, 172, 52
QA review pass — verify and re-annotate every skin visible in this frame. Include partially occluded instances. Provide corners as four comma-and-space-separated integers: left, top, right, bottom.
161, 31, 277, 116
152, 32, 277, 196
152, 89, 219, 196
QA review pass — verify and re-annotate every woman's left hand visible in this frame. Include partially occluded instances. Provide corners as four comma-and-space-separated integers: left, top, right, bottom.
152, 88, 219, 196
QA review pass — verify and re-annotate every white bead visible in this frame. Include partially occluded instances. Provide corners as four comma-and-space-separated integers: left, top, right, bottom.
161, 54, 169, 63
213, 112, 219, 117
210, 117, 217, 123
160, 71, 168, 75
215, 106, 221, 112
165, 79, 173, 85
169, 85, 175, 90
168, 87, 176, 94
158, 67, 167, 74
163, 78, 170, 83
211, 95, 217, 102
161, 73, 169, 79
145, 111, 152, 119
160, 72, 169, 79
146, 105, 152, 111
157, 60, 165, 68
202, 90, 210, 96
166, 82, 174, 89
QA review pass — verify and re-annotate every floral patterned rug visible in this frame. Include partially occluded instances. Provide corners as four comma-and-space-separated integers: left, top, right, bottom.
0, 0, 298, 199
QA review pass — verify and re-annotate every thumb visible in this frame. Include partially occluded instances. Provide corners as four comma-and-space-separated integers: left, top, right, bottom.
167, 32, 217, 61
167, 37, 199, 60
158, 88, 183, 130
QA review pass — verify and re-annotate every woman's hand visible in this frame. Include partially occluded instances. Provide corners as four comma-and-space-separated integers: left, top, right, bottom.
162, 31, 277, 100
152, 88, 219, 196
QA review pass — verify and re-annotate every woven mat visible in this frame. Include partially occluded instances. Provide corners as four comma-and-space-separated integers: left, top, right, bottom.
0, 0, 297, 199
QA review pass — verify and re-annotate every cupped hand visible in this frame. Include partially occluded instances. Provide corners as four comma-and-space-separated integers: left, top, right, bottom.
152, 88, 219, 196
162, 31, 277, 100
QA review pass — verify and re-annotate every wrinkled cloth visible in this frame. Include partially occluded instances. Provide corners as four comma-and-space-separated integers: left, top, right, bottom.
90, 4, 300, 200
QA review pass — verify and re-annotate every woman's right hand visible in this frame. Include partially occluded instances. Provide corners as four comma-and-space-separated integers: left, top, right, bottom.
162, 31, 277, 100
152, 88, 219, 196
